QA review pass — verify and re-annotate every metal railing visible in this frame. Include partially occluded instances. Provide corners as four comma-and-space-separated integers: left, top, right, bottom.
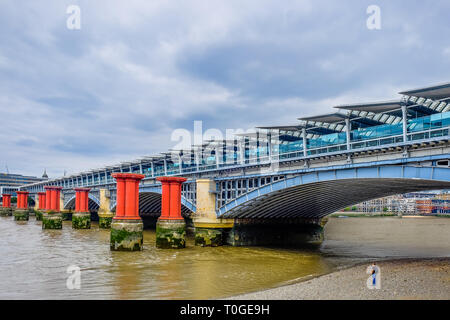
22, 126, 450, 191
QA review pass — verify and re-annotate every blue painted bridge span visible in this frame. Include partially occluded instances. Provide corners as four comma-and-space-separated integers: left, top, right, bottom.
217, 165, 450, 219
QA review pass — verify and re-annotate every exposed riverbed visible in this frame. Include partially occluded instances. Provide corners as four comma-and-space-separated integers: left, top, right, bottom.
229, 258, 450, 300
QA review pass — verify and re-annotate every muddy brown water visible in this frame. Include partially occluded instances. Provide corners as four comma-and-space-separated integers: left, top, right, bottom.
0, 216, 448, 299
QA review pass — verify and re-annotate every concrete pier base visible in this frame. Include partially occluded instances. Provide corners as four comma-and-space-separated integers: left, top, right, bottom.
110, 219, 143, 251
156, 219, 186, 249
193, 220, 234, 247
195, 227, 224, 247
99, 214, 114, 229
72, 212, 91, 229
0, 207, 13, 216
13, 209, 29, 221
226, 218, 326, 247
42, 212, 63, 229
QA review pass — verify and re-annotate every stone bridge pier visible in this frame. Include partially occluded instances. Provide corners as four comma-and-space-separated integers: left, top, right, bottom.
193, 179, 234, 247
98, 189, 114, 228
1, 194, 12, 216
191, 179, 324, 247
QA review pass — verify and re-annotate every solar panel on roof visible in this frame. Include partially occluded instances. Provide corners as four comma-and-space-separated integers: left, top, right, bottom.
399, 82, 450, 100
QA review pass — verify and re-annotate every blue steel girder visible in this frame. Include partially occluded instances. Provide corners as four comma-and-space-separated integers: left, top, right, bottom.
217, 165, 450, 219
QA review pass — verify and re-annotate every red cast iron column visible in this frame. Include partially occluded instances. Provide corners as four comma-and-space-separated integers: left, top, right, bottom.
112, 173, 145, 220
1, 194, 12, 216
16, 191, 29, 210
44, 187, 52, 211
74, 188, 90, 213
38, 192, 46, 210
2, 194, 11, 208
44, 186, 63, 212
156, 177, 187, 220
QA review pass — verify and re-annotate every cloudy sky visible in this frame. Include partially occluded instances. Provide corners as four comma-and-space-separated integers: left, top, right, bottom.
1, 0, 449, 178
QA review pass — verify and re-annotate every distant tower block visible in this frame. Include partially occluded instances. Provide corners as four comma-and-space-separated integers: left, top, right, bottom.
72, 188, 91, 229
155, 177, 187, 249
42, 186, 63, 229
1, 193, 13, 216
14, 191, 29, 221
110, 173, 145, 251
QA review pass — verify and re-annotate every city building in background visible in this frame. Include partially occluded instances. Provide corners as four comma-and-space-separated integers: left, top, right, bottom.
0, 171, 47, 199
343, 191, 450, 216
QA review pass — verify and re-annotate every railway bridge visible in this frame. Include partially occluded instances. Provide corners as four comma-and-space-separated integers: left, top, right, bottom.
12, 82, 450, 247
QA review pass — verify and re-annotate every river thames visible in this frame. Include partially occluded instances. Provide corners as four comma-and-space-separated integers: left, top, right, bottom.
0, 216, 448, 299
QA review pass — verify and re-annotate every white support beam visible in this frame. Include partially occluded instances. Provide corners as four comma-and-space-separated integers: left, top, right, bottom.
402, 105, 408, 143
345, 118, 351, 151
302, 128, 308, 158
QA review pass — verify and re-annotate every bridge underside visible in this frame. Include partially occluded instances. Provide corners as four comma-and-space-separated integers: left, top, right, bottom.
221, 178, 450, 220
139, 193, 193, 218
65, 198, 99, 212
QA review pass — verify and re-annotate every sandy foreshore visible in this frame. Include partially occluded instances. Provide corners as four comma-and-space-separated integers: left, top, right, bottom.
227, 258, 450, 300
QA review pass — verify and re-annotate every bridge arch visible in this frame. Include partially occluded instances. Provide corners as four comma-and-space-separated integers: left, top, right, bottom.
138, 192, 194, 218
218, 165, 450, 219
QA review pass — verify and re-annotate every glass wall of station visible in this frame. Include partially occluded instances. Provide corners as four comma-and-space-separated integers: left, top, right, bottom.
152, 110, 450, 174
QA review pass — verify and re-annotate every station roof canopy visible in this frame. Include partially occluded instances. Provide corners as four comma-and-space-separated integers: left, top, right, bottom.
298, 112, 348, 124
334, 100, 403, 113
257, 124, 336, 135
399, 82, 450, 100
257, 125, 303, 131
257, 123, 339, 135
298, 111, 387, 130
335, 99, 441, 119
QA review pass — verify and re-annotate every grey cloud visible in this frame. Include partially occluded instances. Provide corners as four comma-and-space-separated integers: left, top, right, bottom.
0, 0, 449, 177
